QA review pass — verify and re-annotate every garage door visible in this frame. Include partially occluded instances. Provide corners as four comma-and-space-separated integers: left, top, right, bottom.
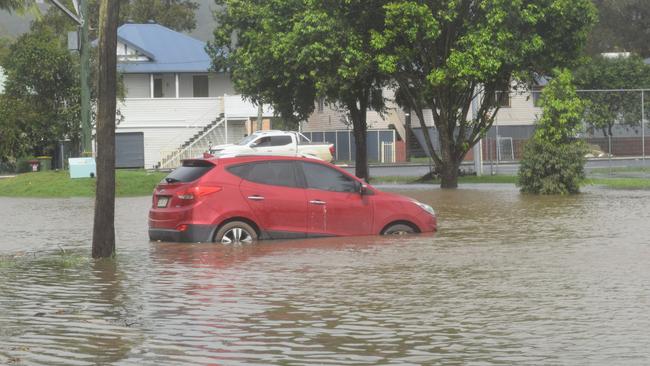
116, 132, 145, 168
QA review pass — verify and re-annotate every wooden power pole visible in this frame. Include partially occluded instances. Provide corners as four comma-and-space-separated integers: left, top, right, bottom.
92, 0, 120, 258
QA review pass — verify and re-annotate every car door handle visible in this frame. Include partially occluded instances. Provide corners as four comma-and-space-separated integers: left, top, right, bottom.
309, 200, 326, 205
247, 195, 265, 201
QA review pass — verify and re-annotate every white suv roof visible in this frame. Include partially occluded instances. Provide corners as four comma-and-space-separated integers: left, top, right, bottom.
250, 130, 294, 136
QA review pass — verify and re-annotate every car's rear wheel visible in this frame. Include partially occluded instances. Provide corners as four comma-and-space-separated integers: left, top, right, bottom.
215, 221, 258, 244
382, 223, 416, 236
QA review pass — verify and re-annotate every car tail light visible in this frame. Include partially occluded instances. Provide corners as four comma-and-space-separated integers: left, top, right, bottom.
177, 185, 222, 201
176, 224, 189, 232
329, 144, 335, 156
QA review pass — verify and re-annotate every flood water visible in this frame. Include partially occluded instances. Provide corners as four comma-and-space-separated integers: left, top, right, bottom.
1, 184, 650, 365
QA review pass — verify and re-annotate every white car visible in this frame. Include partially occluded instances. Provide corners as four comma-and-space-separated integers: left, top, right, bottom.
210, 130, 335, 162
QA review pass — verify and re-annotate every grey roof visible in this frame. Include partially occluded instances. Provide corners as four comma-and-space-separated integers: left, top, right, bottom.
117, 23, 212, 73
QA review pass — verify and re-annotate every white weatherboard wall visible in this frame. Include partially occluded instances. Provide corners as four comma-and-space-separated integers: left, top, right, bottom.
410, 92, 541, 127
224, 94, 273, 119
123, 74, 150, 98
117, 98, 223, 168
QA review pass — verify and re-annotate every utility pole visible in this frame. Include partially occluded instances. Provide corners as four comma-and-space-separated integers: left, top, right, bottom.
92, 0, 120, 258
49, 0, 91, 156
79, 0, 91, 156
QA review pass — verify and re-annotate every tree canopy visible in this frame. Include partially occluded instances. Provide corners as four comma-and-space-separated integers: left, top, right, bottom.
371, 0, 596, 188
83, 0, 200, 38
573, 54, 650, 137
118, 0, 199, 33
0, 27, 80, 162
209, 0, 390, 180
587, 0, 650, 58
0, 0, 32, 11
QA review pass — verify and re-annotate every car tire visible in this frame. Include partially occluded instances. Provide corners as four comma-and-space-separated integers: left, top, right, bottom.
382, 223, 416, 236
214, 221, 258, 244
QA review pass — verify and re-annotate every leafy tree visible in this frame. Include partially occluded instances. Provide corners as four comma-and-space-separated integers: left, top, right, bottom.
0, 0, 32, 11
371, 0, 596, 188
0, 27, 81, 162
0, 36, 11, 64
86, 0, 199, 37
122, 0, 199, 32
587, 0, 650, 58
518, 69, 588, 195
209, 0, 389, 181
573, 55, 650, 137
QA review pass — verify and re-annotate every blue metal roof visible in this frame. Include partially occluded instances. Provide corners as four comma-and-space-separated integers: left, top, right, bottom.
117, 23, 212, 73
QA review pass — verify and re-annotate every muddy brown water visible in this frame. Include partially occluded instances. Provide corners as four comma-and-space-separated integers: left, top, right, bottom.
1, 184, 650, 365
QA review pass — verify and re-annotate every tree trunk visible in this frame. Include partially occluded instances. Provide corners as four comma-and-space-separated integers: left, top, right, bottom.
353, 123, 368, 181
438, 121, 459, 189
92, 0, 120, 259
439, 160, 460, 188
349, 101, 369, 182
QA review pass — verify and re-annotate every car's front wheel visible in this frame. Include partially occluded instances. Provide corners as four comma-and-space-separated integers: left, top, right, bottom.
215, 221, 258, 244
381, 223, 417, 235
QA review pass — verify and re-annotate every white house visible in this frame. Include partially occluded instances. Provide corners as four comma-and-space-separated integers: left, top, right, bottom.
115, 23, 272, 169
302, 84, 543, 162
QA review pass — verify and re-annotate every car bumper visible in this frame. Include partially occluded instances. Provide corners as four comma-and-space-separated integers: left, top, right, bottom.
148, 224, 215, 243
417, 215, 437, 233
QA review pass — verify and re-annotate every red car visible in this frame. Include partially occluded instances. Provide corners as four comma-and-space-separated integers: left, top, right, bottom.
149, 155, 437, 243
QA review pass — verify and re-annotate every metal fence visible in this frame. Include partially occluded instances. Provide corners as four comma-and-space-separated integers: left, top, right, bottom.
302, 129, 396, 162
413, 89, 650, 176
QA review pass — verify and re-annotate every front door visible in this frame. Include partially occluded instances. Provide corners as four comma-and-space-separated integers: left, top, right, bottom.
300, 162, 373, 236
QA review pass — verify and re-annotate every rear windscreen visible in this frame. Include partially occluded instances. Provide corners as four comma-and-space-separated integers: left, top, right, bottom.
164, 160, 214, 183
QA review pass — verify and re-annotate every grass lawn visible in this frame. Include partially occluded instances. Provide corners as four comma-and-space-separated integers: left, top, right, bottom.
585, 177, 650, 190
0, 170, 167, 198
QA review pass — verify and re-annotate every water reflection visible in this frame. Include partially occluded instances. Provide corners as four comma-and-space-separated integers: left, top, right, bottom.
2, 186, 650, 364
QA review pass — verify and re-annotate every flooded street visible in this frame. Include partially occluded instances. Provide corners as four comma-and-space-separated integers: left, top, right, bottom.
1, 185, 650, 365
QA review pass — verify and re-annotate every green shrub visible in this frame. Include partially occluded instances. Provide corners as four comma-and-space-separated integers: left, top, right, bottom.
15, 156, 38, 173
518, 139, 587, 194
517, 69, 588, 195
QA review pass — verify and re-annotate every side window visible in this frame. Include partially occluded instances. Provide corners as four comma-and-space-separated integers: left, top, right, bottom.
301, 162, 357, 193
227, 164, 251, 179
270, 136, 292, 146
253, 136, 271, 147
230, 161, 299, 188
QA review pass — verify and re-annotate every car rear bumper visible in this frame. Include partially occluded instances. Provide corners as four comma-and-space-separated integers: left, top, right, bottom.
148, 224, 215, 243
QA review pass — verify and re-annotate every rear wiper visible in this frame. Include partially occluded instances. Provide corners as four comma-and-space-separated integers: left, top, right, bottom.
165, 177, 181, 183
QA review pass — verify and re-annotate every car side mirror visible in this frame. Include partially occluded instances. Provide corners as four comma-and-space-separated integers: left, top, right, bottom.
359, 183, 369, 195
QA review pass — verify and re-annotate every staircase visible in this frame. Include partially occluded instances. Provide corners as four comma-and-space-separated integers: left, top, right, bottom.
407, 125, 428, 158
156, 114, 227, 169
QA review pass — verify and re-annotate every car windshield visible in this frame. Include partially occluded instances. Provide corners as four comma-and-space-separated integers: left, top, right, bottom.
236, 134, 259, 146
297, 133, 311, 145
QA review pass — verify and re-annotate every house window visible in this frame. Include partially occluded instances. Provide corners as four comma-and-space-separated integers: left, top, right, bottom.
193, 75, 209, 97
532, 85, 544, 107
153, 78, 163, 98
496, 90, 510, 108
317, 97, 325, 112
